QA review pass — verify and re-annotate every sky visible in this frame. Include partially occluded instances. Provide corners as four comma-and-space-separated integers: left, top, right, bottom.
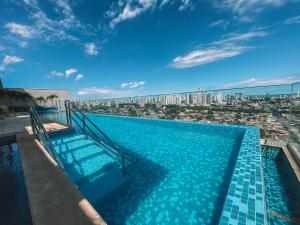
0, 0, 300, 99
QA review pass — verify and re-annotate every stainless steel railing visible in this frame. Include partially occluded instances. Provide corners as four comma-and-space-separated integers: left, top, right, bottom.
27, 100, 65, 170
64, 100, 138, 175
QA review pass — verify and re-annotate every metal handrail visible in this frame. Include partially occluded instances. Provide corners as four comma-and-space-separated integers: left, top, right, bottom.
64, 100, 138, 174
27, 100, 65, 170
68, 107, 121, 154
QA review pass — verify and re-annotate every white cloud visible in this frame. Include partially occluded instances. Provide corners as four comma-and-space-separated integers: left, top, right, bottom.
11, 0, 85, 44
22, 0, 39, 8
78, 87, 130, 98
19, 41, 29, 48
208, 19, 229, 28
159, 0, 171, 8
220, 74, 300, 88
48, 70, 64, 78
5, 22, 38, 39
170, 30, 267, 69
30, 10, 79, 42
84, 43, 99, 56
284, 15, 300, 24
0, 55, 24, 71
65, 68, 77, 77
48, 68, 82, 79
170, 46, 247, 68
214, 31, 268, 44
109, 0, 157, 28
212, 0, 297, 22
77, 82, 146, 98
78, 87, 112, 96
179, 0, 193, 10
75, 74, 84, 81
121, 81, 146, 89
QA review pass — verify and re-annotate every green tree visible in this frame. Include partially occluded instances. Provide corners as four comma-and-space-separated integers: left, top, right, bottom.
2, 90, 32, 110
35, 96, 46, 106
47, 94, 59, 108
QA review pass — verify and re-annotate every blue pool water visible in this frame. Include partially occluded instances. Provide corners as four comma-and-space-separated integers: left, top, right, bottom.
0, 137, 32, 225
262, 146, 300, 225
50, 114, 246, 225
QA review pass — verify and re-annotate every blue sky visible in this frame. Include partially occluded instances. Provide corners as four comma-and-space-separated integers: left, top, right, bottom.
0, 0, 300, 99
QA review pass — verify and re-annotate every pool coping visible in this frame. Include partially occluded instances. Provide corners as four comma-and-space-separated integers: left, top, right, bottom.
282, 146, 300, 183
219, 126, 266, 225
16, 132, 107, 225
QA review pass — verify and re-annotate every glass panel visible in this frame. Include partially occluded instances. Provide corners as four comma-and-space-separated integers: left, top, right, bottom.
289, 82, 300, 164
71, 83, 300, 164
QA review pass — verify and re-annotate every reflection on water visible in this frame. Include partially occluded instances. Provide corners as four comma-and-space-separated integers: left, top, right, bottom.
0, 142, 32, 225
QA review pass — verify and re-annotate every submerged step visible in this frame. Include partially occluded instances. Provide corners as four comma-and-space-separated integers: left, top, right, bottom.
51, 134, 117, 183
79, 165, 131, 205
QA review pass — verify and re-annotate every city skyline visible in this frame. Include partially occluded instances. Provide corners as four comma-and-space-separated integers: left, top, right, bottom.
76, 82, 300, 106
1, 1, 300, 99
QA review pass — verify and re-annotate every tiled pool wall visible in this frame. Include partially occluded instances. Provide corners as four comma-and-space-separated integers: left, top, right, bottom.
262, 146, 300, 225
219, 126, 266, 225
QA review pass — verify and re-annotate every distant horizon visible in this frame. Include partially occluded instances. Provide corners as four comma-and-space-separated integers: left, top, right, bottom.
2, 73, 299, 101
73, 77, 300, 101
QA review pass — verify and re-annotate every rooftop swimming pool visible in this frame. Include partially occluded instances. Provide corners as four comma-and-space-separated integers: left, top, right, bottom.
46, 113, 264, 225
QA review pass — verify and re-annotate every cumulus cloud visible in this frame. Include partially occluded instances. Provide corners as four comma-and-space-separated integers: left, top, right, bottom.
170, 30, 267, 69
48, 67, 83, 79
121, 81, 146, 89
5, 22, 38, 39
48, 70, 64, 78
0, 55, 24, 71
75, 74, 84, 81
65, 68, 77, 77
84, 43, 99, 56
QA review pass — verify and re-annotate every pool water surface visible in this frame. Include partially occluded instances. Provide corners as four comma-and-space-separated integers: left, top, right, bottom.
50, 114, 246, 225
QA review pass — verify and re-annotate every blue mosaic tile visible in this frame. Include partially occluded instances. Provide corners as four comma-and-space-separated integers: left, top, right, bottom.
219, 126, 266, 225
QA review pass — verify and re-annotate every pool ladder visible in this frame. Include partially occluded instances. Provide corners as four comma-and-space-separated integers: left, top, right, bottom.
28, 100, 65, 171
64, 100, 138, 176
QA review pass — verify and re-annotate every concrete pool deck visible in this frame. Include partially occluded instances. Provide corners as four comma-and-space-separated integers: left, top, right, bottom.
0, 114, 107, 225
0, 113, 69, 137
17, 132, 107, 225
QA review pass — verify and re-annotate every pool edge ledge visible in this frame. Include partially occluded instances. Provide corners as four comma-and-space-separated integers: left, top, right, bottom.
219, 126, 266, 225
16, 132, 107, 225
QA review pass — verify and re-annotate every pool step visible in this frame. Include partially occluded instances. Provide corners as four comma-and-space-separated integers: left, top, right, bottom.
51, 133, 119, 184
79, 165, 131, 205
